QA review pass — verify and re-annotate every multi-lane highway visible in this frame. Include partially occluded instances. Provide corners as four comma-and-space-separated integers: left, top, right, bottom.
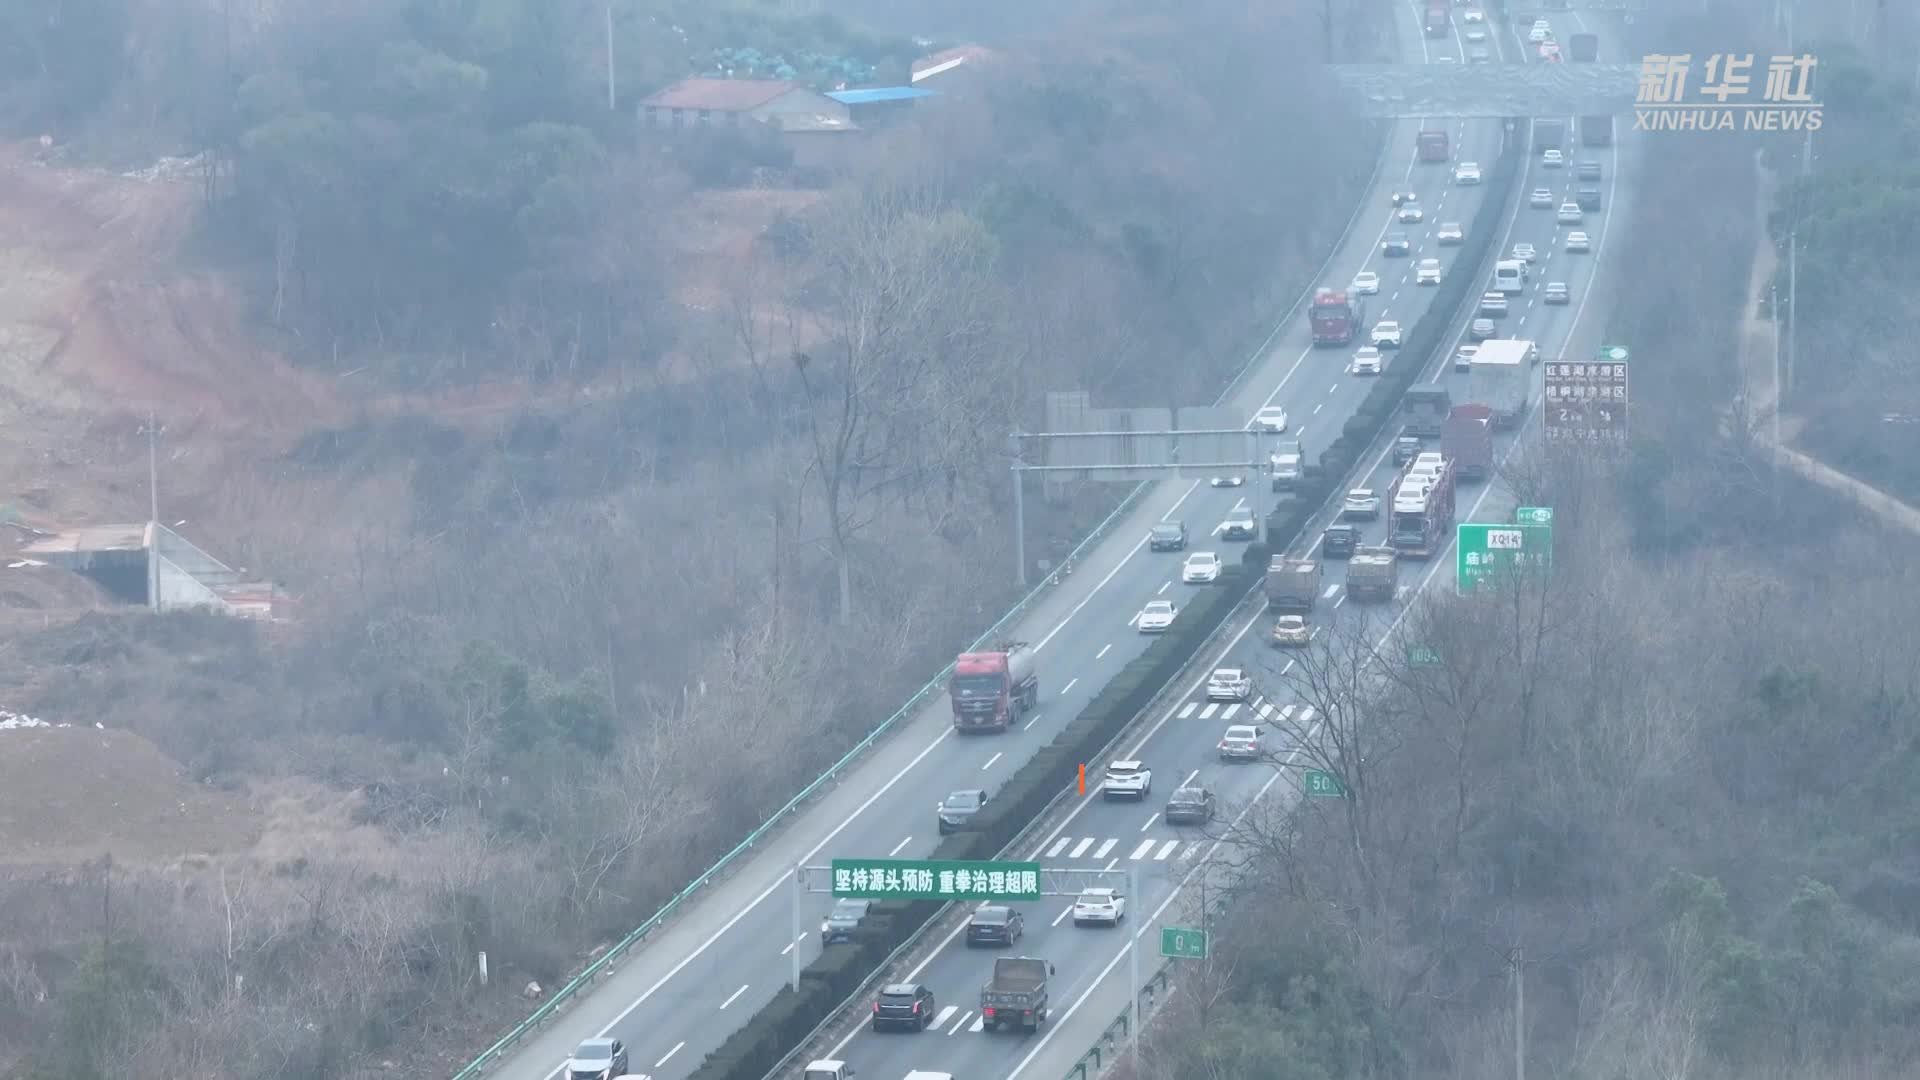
483, 4, 1617, 1078
796, 7, 1638, 1080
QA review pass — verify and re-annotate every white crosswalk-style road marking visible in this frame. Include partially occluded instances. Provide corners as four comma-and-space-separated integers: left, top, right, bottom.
1047, 835, 1203, 861
1179, 697, 1319, 725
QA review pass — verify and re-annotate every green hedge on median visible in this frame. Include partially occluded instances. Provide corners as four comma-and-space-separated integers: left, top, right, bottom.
687, 132, 1527, 1080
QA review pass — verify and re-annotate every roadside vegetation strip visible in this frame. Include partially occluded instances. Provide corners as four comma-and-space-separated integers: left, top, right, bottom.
450, 106, 1396, 1080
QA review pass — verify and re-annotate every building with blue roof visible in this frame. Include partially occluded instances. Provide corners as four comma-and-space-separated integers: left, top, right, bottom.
825, 86, 936, 125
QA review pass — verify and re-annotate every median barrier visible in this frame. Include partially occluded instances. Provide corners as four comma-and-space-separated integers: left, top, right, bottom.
694, 133, 1529, 1080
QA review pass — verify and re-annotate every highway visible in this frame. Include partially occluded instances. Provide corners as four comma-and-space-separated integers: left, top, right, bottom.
487, 4, 1572, 1079
798, 7, 1640, 1080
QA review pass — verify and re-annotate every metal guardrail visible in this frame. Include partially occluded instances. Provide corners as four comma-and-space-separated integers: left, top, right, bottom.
1060, 965, 1175, 1080
450, 108, 1397, 1080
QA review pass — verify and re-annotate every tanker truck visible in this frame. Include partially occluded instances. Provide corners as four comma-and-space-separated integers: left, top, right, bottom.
950, 644, 1039, 733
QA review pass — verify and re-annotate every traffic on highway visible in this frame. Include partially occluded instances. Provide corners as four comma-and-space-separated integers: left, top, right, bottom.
502, 3, 1630, 1079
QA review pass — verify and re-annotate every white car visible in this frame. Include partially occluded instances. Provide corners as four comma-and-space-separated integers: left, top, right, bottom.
1557, 202, 1583, 224
1072, 887, 1127, 926
1464, 26, 1487, 42
1371, 320, 1403, 348
1462, 6, 1484, 22
1271, 615, 1309, 647
1182, 551, 1222, 584
1206, 667, 1251, 702
1415, 258, 1442, 285
1543, 149, 1564, 168
1218, 724, 1264, 762
1529, 23, 1550, 43
1512, 242, 1537, 263
1454, 343, 1478, 372
1437, 221, 1464, 245
1396, 204, 1424, 224
1350, 346, 1383, 375
1529, 188, 1554, 208
1343, 488, 1381, 519
1453, 161, 1481, 185
1254, 405, 1289, 432
1565, 230, 1591, 253
1350, 270, 1380, 295
1136, 600, 1177, 633
1102, 761, 1152, 801
1544, 281, 1570, 305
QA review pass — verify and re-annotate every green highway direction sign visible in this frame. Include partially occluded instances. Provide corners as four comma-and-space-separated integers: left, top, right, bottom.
1407, 644, 1442, 667
1455, 522, 1553, 593
1161, 927, 1209, 959
830, 858, 1042, 901
1516, 506, 1554, 525
1304, 769, 1347, 797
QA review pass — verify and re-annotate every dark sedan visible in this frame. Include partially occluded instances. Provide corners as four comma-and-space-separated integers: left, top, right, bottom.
1164, 785, 1216, 825
966, 904, 1025, 947
872, 982, 937, 1031
938, 789, 989, 834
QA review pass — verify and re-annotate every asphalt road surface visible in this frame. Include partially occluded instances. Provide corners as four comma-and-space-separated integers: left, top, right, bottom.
490, 2, 1621, 1077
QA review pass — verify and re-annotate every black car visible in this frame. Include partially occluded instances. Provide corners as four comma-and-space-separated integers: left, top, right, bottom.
1382, 231, 1411, 256
938, 789, 989, 834
967, 904, 1025, 947
1576, 160, 1602, 182
872, 982, 938, 1031
1149, 521, 1188, 552
1321, 524, 1357, 558
1576, 186, 1602, 211
1391, 436, 1422, 466
1390, 189, 1417, 207
1164, 785, 1215, 825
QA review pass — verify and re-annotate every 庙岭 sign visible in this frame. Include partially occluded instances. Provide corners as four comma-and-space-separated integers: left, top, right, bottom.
829, 858, 1042, 901
1456, 522, 1553, 592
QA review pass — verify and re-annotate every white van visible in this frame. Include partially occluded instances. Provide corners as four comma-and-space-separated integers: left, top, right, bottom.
1493, 259, 1527, 294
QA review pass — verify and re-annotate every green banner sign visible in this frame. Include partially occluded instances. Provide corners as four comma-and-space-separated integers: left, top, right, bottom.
829, 858, 1043, 901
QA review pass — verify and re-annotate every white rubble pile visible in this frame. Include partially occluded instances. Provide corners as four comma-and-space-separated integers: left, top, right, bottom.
0, 708, 73, 731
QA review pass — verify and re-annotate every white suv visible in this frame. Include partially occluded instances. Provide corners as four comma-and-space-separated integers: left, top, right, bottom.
1102, 761, 1153, 800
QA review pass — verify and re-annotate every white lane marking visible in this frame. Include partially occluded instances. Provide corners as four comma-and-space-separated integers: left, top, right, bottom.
1329, 382, 1340, 394
1321, 583, 1340, 598
1060, 677, 1078, 695
933, 1004, 958, 1028
1157, 581, 1171, 595
1096, 643, 1112, 659
1177, 702, 1198, 719
1104, 858, 1120, 872
780, 932, 805, 956
948, 1010, 973, 1035
1139, 813, 1156, 833
1182, 769, 1200, 787
720, 984, 749, 1009
655, 1042, 685, 1068
1199, 702, 1220, 719
1052, 905, 1074, 927
1047, 836, 1071, 857
1220, 703, 1241, 719
1032, 477, 1205, 652
1025, 713, 1043, 731
1334, 594, 1347, 609
1257, 703, 1276, 720
1154, 840, 1180, 861
1282, 659, 1295, 675
1070, 837, 1095, 858
1313, 403, 1324, 414
1094, 838, 1118, 859
888, 836, 912, 857
969, 1015, 986, 1033
982, 752, 1002, 771
1129, 838, 1156, 860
